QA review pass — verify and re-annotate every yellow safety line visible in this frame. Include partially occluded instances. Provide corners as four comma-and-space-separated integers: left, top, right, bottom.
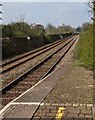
56, 107, 65, 120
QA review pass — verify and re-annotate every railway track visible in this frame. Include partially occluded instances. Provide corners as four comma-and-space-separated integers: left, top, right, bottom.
1, 35, 78, 108
2, 39, 64, 73
2, 36, 70, 67
1, 36, 75, 88
2, 36, 72, 66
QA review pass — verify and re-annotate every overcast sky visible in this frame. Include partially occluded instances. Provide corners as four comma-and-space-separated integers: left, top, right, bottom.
1, 1, 91, 28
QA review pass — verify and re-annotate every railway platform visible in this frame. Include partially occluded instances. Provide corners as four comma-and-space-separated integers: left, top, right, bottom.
32, 65, 94, 120
1, 37, 94, 120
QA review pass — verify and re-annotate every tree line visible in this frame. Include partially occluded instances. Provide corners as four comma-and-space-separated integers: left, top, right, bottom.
1, 21, 75, 38
1, 1, 95, 38
2, 21, 92, 38
74, 1, 95, 68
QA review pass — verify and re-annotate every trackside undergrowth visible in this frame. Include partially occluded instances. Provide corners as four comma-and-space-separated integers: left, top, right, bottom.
74, 26, 93, 69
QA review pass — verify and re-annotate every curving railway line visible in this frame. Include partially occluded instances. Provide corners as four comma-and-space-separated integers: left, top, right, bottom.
2, 36, 70, 67
2, 38, 65, 72
1, 36, 75, 88
1, 35, 78, 109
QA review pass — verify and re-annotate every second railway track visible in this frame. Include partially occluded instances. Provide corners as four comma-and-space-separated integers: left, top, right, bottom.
1, 35, 78, 109
2, 36, 72, 68
1, 36, 75, 88
2, 38, 65, 73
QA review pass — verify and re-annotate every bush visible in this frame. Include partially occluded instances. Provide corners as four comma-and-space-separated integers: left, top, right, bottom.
74, 25, 93, 68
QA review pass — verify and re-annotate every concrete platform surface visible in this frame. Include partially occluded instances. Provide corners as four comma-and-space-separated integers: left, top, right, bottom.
1, 37, 94, 120
1, 62, 70, 119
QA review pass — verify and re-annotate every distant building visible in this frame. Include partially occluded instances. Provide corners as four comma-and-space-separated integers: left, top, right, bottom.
31, 24, 45, 35
34, 24, 45, 30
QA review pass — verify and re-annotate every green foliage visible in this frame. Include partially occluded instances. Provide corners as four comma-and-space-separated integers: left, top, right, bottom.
2, 24, 14, 37
2, 22, 32, 37
45, 23, 58, 34
44, 34, 52, 44
2, 22, 46, 38
74, 25, 93, 68
31, 24, 45, 37
74, 0, 95, 69
81, 22, 90, 31
45, 23, 73, 34
2, 21, 73, 39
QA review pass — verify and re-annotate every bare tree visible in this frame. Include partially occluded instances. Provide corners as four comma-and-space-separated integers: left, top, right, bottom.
16, 14, 26, 23
16, 14, 26, 35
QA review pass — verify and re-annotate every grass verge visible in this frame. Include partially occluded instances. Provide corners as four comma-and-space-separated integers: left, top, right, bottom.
74, 25, 93, 69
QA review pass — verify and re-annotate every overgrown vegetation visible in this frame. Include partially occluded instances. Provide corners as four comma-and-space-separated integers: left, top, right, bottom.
74, 1, 95, 68
2, 22, 45, 38
1, 21, 74, 38
1, 20, 74, 59
74, 25, 93, 68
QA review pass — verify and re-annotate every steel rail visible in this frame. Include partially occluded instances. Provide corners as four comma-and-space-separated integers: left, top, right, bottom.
0, 36, 77, 94
2, 38, 66, 67
41, 36, 78, 80
2, 39, 66, 73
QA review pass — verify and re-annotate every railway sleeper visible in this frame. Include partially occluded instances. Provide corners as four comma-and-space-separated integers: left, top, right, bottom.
19, 79, 39, 83
18, 81, 33, 85
3, 92, 20, 98
23, 77, 40, 81
31, 74, 43, 77
2, 99, 14, 106
10, 87, 32, 92
7, 91, 23, 94
11, 84, 32, 89
1, 36, 77, 107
